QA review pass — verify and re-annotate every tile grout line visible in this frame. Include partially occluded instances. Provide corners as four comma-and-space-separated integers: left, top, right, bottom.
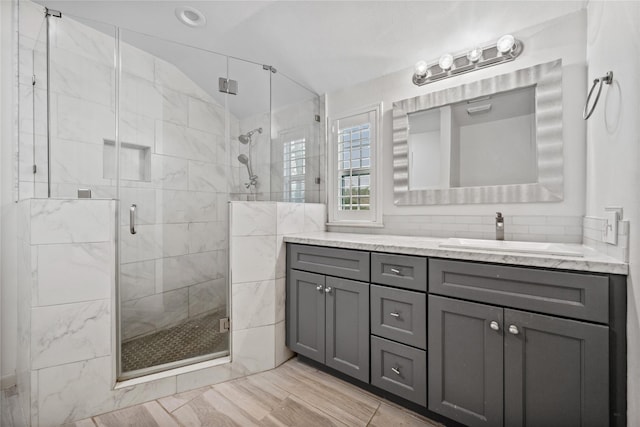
156, 399, 188, 427
365, 401, 382, 426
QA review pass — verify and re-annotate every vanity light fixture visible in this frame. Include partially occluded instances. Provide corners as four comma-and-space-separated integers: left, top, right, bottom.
412, 34, 523, 86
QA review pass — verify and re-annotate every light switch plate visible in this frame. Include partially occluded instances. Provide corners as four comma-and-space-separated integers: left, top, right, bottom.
604, 210, 618, 245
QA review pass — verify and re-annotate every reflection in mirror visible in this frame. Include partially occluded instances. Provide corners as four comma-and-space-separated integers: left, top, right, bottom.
393, 59, 563, 205
408, 86, 537, 190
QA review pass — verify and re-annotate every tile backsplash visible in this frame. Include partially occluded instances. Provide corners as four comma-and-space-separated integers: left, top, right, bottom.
583, 216, 630, 262
329, 214, 584, 244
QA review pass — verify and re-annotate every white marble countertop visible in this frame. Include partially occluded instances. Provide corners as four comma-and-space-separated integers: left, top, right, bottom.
284, 232, 628, 275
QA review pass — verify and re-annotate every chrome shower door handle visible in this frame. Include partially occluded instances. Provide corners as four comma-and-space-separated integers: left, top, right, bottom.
130, 204, 137, 235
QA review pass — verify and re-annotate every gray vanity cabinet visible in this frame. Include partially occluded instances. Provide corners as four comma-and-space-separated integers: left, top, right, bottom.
429, 295, 610, 427
287, 244, 370, 382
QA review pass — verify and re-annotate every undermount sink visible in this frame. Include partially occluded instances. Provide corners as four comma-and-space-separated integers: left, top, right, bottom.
439, 238, 584, 257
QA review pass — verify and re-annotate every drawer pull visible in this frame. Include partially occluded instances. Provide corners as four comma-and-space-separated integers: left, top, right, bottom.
391, 366, 401, 375
390, 267, 402, 275
316, 285, 324, 292
508, 325, 520, 335
324, 286, 333, 294
389, 312, 401, 318
490, 321, 500, 331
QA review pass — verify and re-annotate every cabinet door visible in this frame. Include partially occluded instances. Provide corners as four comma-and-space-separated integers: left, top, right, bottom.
504, 309, 609, 427
287, 270, 326, 363
325, 277, 370, 382
428, 296, 504, 427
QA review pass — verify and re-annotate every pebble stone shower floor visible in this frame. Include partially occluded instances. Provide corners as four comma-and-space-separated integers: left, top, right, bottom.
121, 310, 229, 372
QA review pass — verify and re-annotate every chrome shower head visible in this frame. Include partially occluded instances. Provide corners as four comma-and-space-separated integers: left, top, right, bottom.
238, 127, 263, 144
237, 154, 249, 165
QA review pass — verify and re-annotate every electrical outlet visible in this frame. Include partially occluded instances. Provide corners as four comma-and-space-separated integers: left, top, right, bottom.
604, 210, 618, 245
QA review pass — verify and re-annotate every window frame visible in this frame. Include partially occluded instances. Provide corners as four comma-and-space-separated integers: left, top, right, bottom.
327, 103, 383, 226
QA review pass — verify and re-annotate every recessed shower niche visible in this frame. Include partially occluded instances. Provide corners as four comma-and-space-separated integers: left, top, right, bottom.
103, 140, 151, 182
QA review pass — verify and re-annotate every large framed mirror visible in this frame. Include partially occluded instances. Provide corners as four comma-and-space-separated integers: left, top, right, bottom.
392, 59, 563, 205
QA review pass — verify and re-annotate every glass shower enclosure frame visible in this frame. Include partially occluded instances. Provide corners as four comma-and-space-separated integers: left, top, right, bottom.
21, 3, 324, 381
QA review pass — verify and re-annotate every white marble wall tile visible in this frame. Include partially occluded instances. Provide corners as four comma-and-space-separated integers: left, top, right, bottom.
30, 199, 112, 244
31, 299, 110, 369
120, 111, 155, 149
276, 203, 305, 235
156, 251, 220, 293
304, 203, 327, 232
156, 189, 217, 224
230, 201, 276, 236
176, 364, 236, 394
231, 280, 276, 331
50, 47, 114, 108
150, 154, 188, 190
51, 138, 107, 186
275, 278, 286, 324
120, 260, 156, 302
188, 160, 226, 193
120, 187, 156, 226
232, 324, 276, 375
122, 288, 189, 340
155, 121, 218, 163
231, 235, 276, 283
120, 225, 160, 263
275, 234, 287, 280
55, 94, 115, 144
157, 86, 189, 126
275, 321, 294, 367
37, 242, 112, 306
154, 59, 217, 103
121, 72, 163, 119
188, 97, 225, 135
188, 279, 227, 318
120, 43, 155, 82
188, 221, 226, 253
52, 17, 114, 65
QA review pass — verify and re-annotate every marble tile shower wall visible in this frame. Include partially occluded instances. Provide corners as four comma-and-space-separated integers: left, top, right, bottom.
17, 14, 237, 340
230, 202, 327, 369
231, 97, 325, 203
329, 214, 585, 243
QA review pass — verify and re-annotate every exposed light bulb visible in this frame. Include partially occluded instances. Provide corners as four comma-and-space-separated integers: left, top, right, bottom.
438, 53, 454, 71
496, 34, 516, 54
414, 60, 429, 78
466, 47, 483, 63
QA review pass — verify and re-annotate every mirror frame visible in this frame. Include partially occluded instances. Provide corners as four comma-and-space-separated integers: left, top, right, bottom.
392, 59, 563, 205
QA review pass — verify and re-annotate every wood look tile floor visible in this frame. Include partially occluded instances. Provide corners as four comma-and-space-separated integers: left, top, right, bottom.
61, 358, 443, 427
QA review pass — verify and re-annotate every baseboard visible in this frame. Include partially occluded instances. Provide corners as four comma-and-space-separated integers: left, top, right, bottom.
1, 373, 16, 389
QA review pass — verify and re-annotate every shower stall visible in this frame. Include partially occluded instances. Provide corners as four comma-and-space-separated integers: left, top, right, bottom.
18, 0, 324, 380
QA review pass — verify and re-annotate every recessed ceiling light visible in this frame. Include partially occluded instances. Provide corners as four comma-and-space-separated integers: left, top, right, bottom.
175, 6, 206, 28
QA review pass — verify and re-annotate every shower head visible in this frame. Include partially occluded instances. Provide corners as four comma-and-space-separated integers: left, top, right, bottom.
238, 127, 263, 144
237, 154, 249, 165
237, 154, 255, 181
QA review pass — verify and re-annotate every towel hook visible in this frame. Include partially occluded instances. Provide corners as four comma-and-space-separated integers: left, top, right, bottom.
583, 71, 613, 120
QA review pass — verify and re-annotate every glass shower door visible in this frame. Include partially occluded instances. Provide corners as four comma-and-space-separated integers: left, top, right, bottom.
117, 29, 230, 379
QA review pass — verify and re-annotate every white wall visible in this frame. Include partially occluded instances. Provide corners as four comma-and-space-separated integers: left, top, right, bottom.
585, 1, 640, 424
327, 10, 587, 219
1, 0, 18, 387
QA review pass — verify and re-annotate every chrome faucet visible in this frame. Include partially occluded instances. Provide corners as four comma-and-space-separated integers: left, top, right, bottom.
496, 212, 504, 240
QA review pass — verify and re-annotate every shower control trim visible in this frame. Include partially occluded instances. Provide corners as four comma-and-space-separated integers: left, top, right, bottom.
130, 204, 137, 235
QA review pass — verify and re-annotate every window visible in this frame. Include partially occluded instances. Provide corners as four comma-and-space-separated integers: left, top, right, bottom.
329, 104, 382, 225
283, 136, 306, 202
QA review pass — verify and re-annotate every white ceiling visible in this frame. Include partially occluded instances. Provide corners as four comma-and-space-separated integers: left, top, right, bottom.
35, 0, 585, 117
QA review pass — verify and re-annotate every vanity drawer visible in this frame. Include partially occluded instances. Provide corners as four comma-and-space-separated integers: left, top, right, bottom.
371, 253, 427, 292
371, 336, 427, 406
429, 259, 609, 323
371, 285, 426, 349
289, 244, 370, 282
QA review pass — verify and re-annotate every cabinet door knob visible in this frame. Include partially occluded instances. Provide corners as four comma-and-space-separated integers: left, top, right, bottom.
508, 325, 519, 335
390, 267, 402, 275
391, 366, 401, 375
324, 286, 332, 294
490, 321, 500, 331
316, 285, 324, 292
389, 312, 400, 318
